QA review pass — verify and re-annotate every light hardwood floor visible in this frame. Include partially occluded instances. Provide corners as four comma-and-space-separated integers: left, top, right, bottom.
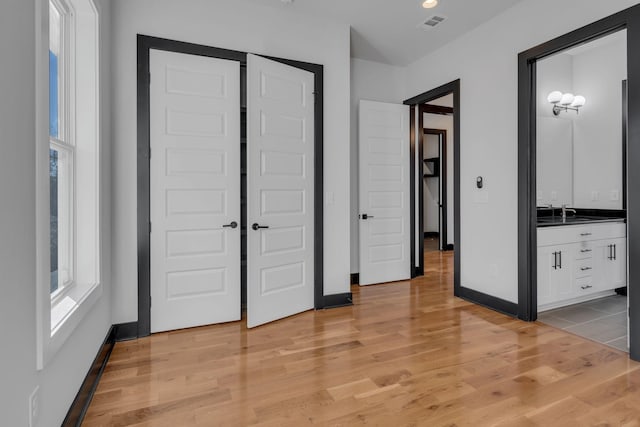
84, 250, 640, 426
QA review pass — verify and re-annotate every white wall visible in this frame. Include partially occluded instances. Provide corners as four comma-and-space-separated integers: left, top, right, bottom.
111, 0, 351, 322
350, 58, 406, 273
0, 0, 112, 425
404, 0, 638, 302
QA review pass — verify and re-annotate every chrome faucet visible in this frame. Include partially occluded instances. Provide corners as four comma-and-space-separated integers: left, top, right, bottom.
562, 204, 576, 221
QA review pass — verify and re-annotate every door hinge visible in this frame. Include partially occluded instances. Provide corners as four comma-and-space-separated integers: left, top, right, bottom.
149, 221, 152, 233
148, 72, 151, 85
149, 148, 151, 159
150, 296, 152, 308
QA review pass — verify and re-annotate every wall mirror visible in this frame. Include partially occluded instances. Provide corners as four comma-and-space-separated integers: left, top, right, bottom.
536, 30, 627, 210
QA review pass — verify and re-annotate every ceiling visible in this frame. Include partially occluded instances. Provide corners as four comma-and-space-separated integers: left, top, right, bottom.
243, 0, 526, 66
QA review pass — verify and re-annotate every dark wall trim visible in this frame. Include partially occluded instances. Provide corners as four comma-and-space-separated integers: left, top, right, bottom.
422, 104, 454, 115
404, 80, 461, 297
321, 293, 353, 309
457, 287, 519, 318
137, 35, 326, 337
350, 273, 359, 285
517, 5, 640, 360
114, 322, 138, 341
62, 326, 115, 427
424, 232, 439, 238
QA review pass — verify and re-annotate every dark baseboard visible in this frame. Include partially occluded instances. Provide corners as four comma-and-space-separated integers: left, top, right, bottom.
424, 232, 438, 238
322, 292, 353, 308
455, 286, 518, 318
62, 326, 116, 427
445, 244, 454, 251
350, 273, 359, 285
114, 321, 138, 341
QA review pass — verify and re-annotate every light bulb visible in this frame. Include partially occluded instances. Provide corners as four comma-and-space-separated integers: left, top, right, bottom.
560, 93, 575, 106
423, 0, 438, 8
571, 95, 586, 108
547, 91, 563, 104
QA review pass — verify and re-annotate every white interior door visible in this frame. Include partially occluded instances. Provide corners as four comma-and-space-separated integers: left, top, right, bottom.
150, 49, 241, 333
246, 54, 315, 328
359, 100, 411, 286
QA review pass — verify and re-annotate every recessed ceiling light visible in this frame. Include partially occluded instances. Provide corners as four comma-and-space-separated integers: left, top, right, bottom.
422, 0, 438, 9
281, 0, 294, 4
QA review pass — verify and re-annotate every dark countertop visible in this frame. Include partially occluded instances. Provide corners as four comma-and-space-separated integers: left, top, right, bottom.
537, 215, 626, 228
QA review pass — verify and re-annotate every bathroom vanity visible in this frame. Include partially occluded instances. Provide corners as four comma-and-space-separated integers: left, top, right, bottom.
537, 218, 627, 311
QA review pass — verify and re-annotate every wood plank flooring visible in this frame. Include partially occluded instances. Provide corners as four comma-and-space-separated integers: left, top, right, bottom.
84, 250, 640, 426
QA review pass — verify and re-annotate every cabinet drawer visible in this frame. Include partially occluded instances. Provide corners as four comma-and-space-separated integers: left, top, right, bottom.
576, 276, 595, 293
538, 221, 626, 246
575, 259, 594, 278
575, 243, 593, 260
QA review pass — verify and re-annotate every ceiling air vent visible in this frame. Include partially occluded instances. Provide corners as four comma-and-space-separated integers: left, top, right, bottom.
418, 15, 446, 30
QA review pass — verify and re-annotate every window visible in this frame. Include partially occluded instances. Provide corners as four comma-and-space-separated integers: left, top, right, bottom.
49, 0, 73, 296
37, 0, 101, 369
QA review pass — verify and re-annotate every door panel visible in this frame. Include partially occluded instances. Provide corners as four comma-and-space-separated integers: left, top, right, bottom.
359, 100, 411, 286
150, 49, 241, 333
247, 54, 315, 328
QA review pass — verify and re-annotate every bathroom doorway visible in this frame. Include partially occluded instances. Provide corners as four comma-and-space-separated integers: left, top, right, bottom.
517, 4, 640, 360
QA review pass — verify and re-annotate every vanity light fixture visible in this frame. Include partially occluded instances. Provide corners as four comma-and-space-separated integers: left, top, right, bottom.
547, 91, 586, 115
423, 0, 438, 8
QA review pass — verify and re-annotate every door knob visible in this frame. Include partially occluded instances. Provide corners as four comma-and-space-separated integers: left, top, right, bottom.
360, 214, 374, 220
223, 221, 238, 229
252, 223, 269, 231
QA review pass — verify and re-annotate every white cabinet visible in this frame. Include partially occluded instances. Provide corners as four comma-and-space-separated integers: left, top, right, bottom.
537, 222, 627, 311
537, 245, 572, 306
595, 237, 627, 290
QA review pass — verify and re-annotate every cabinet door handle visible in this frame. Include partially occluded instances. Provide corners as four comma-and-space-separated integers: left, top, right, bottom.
552, 252, 557, 270
581, 285, 593, 290
580, 232, 592, 237
580, 249, 592, 253
580, 267, 592, 271
608, 244, 613, 260
614, 244, 617, 260
558, 251, 562, 269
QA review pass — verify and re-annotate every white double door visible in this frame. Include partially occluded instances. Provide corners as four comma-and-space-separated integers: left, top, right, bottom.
149, 50, 314, 332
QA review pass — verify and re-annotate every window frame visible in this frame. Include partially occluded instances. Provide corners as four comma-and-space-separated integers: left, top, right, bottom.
36, 0, 102, 370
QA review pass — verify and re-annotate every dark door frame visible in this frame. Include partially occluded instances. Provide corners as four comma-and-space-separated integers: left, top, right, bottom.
517, 5, 640, 360
406, 80, 519, 315
417, 127, 448, 275
136, 34, 349, 338
422, 128, 449, 251
404, 81, 461, 292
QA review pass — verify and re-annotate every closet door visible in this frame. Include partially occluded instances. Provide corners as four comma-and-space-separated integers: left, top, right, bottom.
149, 50, 241, 333
246, 54, 315, 328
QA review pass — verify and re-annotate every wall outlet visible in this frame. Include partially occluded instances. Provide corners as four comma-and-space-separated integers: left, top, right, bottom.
325, 191, 335, 205
29, 386, 40, 427
591, 191, 599, 202
611, 190, 620, 201
550, 191, 557, 201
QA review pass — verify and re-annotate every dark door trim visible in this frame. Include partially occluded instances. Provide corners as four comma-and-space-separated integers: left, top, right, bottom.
406, 80, 518, 316
517, 5, 640, 360
404, 80, 462, 295
137, 34, 338, 338
422, 128, 448, 251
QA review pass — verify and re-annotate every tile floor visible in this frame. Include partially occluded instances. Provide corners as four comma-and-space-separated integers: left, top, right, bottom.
538, 295, 628, 352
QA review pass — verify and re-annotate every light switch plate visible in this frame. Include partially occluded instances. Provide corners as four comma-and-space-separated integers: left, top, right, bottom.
550, 191, 557, 201
611, 190, 620, 201
591, 191, 599, 201
325, 191, 335, 205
